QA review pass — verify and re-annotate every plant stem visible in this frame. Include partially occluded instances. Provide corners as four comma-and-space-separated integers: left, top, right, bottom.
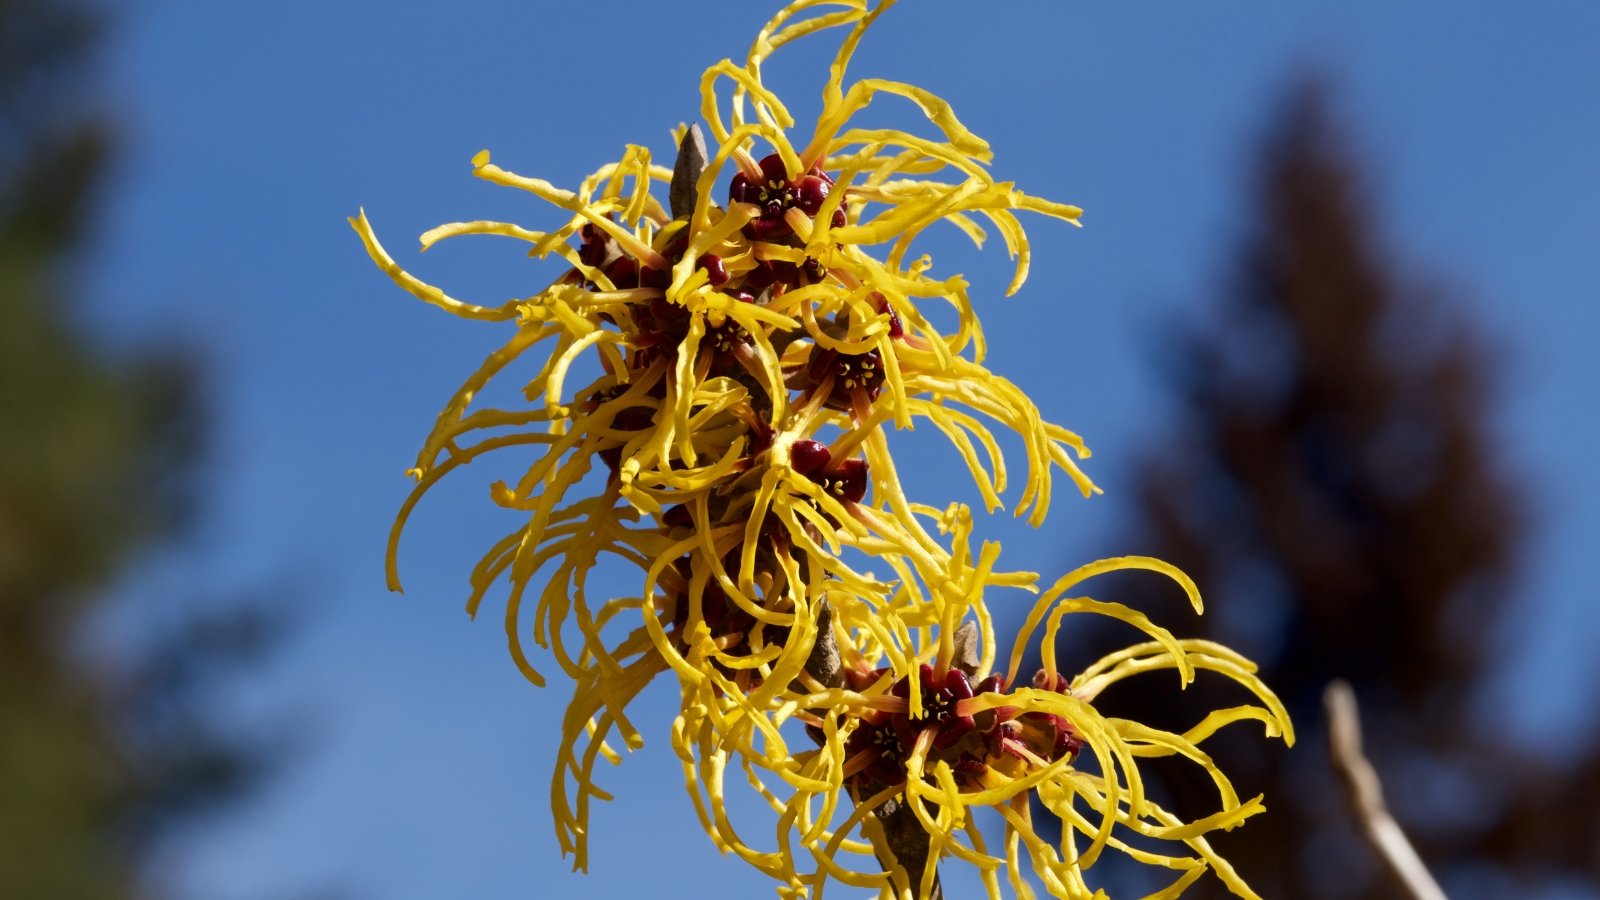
1324, 680, 1448, 900
805, 600, 943, 898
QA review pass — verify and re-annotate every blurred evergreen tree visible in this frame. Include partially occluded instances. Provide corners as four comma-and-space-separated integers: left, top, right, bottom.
0, 0, 273, 895
1070, 81, 1600, 897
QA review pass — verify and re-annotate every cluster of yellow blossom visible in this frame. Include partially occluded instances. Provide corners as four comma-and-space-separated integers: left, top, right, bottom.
354, 1, 1292, 897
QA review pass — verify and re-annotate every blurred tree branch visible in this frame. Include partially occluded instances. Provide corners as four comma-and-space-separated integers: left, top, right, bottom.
1042, 76, 1600, 897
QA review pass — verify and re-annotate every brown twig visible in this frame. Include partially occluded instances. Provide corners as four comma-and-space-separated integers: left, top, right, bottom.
803, 600, 943, 899
1324, 680, 1449, 900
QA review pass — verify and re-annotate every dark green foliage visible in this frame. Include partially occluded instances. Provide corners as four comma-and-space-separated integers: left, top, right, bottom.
0, 0, 273, 895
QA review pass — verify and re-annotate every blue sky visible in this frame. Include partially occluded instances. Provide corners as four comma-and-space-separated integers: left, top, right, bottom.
84, 1, 1598, 898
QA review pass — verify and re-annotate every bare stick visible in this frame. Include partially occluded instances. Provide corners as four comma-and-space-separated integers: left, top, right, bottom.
804, 600, 943, 899
1324, 680, 1448, 900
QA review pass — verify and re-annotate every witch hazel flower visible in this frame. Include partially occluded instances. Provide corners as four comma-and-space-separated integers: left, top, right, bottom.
773, 553, 1293, 899
355, 0, 1292, 896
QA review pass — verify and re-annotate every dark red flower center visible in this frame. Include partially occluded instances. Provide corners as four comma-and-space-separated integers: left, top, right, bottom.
729, 153, 846, 242
805, 347, 885, 411
789, 440, 869, 505
813, 665, 1087, 793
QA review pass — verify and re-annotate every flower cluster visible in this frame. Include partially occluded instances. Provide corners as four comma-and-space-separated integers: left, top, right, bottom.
355, 1, 1292, 897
